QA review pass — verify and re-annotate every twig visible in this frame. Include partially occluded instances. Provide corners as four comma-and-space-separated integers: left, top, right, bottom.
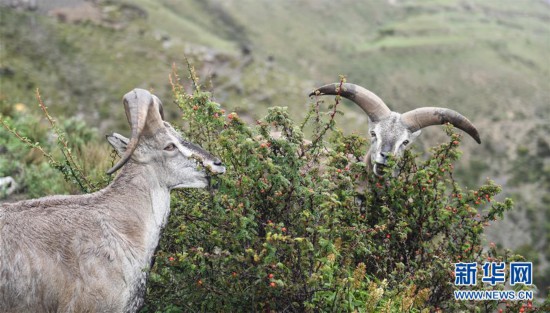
35, 89, 93, 192
302, 77, 345, 158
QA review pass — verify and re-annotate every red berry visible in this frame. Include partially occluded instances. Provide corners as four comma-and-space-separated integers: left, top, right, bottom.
268, 273, 274, 279
270, 282, 276, 288
281, 227, 287, 232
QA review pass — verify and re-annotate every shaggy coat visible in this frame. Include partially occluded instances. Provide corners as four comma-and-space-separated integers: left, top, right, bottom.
1, 164, 168, 312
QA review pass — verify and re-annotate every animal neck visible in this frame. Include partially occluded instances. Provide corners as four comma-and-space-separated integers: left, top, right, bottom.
107, 162, 172, 257
104, 162, 173, 311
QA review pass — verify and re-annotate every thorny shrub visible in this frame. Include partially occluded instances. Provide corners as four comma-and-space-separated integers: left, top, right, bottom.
0, 91, 107, 197
140, 71, 536, 312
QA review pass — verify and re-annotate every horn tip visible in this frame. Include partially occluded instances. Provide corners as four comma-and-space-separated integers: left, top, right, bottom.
106, 164, 119, 175
469, 129, 481, 144
106, 158, 127, 175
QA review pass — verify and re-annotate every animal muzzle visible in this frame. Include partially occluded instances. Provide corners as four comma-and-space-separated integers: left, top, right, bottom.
373, 162, 388, 176
202, 158, 226, 175
373, 152, 390, 176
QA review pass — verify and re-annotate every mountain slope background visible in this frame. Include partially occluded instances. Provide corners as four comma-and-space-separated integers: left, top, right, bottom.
1, 0, 549, 297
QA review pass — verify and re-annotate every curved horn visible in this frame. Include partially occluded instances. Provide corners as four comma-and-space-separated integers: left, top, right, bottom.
401, 107, 481, 144
143, 94, 165, 135
106, 89, 165, 174
310, 83, 391, 122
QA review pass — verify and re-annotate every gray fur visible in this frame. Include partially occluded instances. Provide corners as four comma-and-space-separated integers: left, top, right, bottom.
366, 112, 421, 176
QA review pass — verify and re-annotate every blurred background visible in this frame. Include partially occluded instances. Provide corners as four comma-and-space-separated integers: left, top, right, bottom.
1, 0, 549, 297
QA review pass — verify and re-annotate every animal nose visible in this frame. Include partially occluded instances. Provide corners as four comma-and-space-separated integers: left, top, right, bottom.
213, 159, 223, 166
380, 152, 389, 159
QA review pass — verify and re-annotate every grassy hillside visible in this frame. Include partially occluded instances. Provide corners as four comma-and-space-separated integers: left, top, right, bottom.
1, 0, 549, 298
2, 0, 548, 128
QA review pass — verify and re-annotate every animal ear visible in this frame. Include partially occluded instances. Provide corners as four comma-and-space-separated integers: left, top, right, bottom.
106, 133, 129, 156
410, 130, 422, 141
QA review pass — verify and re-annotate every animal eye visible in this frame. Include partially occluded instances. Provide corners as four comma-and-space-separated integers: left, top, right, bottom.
164, 143, 177, 151
402, 140, 409, 146
370, 131, 377, 138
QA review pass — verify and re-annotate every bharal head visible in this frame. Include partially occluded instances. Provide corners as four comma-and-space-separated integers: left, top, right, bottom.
310, 83, 481, 177
106, 88, 225, 189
